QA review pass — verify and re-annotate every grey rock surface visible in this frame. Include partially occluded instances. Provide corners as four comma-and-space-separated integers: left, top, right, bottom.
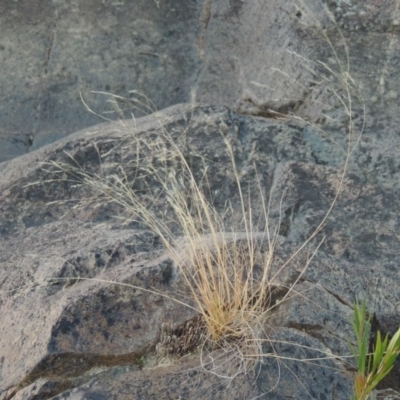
0, 0, 201, 161
1, 104, 399, 399
2, 0, 399, 170
1, 0, 400, 398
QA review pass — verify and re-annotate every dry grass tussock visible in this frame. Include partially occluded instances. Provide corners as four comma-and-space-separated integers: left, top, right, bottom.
39, 1, 366, 389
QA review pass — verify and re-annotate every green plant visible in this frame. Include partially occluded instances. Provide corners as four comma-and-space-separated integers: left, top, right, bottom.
136, 355, 146, 369
349, 299, 400, 400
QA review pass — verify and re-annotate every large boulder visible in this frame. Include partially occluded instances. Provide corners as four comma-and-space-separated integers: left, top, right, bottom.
2, 0, 399, 170
1, 0, 400, 398
1, 104, 399, 399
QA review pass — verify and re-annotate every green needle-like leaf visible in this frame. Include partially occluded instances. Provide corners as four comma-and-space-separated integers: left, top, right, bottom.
349, 299, 400, 400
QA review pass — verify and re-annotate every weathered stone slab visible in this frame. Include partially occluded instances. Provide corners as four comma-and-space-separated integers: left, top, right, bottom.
1, 104, 399, 398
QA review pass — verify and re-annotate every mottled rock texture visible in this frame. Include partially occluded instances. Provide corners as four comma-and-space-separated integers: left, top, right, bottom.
1, 103, 400, 399
1, 0, 400, 399
1, 0, 399, 165
0, 0, 201, 160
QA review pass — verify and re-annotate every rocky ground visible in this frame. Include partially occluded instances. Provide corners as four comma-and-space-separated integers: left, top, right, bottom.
1, 0, 400, 399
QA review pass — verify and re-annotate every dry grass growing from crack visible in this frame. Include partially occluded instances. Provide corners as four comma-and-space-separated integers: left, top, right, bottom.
45, 117, 286, 378
43, 97, 360, 383
36, 1, 366, 391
